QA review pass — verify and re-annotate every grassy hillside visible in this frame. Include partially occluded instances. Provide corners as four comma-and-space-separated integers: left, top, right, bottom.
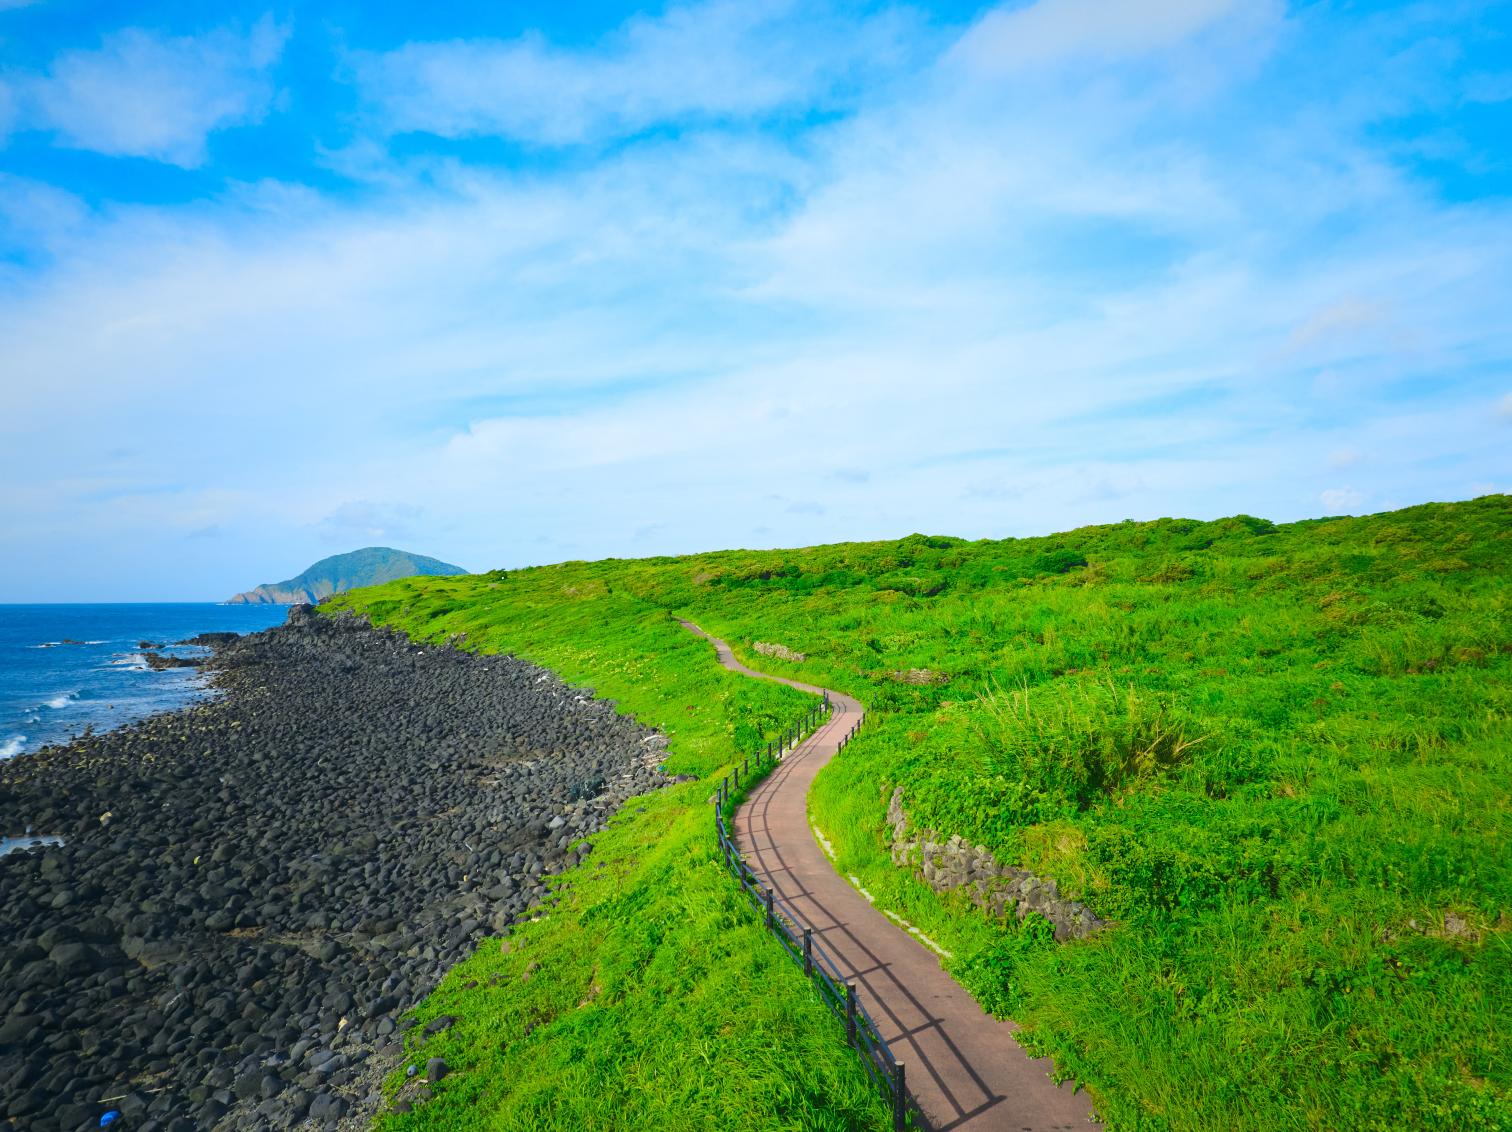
328, 495, 1511, 1131
229, 546, 467, 603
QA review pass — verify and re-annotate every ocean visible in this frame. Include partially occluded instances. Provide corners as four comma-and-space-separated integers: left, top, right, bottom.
0, 604, 292, 763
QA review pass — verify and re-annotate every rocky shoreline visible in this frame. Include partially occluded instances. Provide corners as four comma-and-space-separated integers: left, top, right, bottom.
0, 607, 671, 1131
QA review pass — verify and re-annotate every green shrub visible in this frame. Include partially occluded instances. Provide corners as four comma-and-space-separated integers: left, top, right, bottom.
972, 680, 1207, 817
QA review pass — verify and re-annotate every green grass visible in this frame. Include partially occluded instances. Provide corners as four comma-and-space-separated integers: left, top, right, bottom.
330, 495, 1512, 1131
324, 595, 889, 1130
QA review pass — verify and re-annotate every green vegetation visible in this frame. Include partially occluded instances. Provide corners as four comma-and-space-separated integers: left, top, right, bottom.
329, 495, 1512, 1131
227, 545, 467, 604
324, 590, 887, 1130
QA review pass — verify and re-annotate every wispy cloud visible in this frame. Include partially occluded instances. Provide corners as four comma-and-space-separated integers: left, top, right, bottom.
354, 0, 917, 146
950, 0, 1269, 71
1320, 486, 1366, 514
22, 16, 288, 166
0, 78, 15, 141
0, 0, 1508, 598
314, 500, 422, 543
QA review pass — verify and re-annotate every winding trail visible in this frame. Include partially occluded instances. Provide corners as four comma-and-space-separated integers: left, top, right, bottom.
681, 621, 1100, 1132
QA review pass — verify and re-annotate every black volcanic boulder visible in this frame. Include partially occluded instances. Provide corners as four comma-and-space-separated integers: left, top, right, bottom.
0, 611, 671, 1131
178, 632, 241, 647
142, 653, 201, 670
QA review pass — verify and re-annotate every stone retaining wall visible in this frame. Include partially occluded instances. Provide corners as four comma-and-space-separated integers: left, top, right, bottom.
885, 787, 1106, 942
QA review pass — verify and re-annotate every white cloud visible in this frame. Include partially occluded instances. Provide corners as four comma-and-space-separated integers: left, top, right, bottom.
314, 501, 423, 543
1320, 486, 1366, 513
1463, 73, 1512, 105
0, 79, 15, 141
0, 174, 89, 256
1285, 298, 1392, 354
27, 17, 288, 166
950, 0, 1263, 71
1497, 392, 1512, 420
2, 2, 1511, 598
356, 0, 914, 145
1328, 447, 1363, 469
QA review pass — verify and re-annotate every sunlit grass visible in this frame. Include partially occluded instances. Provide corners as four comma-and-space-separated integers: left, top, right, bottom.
332, 495, 1512, 1130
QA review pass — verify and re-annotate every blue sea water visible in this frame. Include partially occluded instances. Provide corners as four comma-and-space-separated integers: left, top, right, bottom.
0, 604, 291, 762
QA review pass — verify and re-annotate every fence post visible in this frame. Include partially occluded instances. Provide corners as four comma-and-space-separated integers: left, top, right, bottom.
892, 1061, 906, 1132
733, 764, 740, 788
846, 983, 857, 1047
803, 927, 813, 976
764, 887, 775, 929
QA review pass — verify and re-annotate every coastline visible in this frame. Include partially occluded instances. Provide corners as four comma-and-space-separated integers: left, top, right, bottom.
0, 603, 291, 763
0, 607, 671, 1131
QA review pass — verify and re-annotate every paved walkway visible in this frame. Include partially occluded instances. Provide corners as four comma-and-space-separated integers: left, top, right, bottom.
681, 621, 1100, 1132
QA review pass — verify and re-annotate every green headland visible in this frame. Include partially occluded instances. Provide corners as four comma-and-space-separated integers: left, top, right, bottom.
326, 494, 1511, 1131
227, 547, 468, 604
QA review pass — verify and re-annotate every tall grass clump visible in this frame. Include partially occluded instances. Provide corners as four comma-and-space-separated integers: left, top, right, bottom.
973, 680, 1207, 816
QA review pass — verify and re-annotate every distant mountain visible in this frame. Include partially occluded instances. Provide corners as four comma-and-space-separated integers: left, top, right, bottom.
226, 547, 468, 604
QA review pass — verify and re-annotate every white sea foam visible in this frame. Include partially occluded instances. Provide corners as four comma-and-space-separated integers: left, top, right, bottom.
108, 653, 149, 669
46, 691, 78, 709
1, 834, 64, 856
0, 736, 26, 759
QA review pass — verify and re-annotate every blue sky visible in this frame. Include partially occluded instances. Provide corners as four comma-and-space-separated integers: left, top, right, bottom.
1, 0, 1509, 600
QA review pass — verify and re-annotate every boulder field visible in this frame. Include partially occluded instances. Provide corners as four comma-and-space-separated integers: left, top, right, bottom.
0, 607, 670, 1131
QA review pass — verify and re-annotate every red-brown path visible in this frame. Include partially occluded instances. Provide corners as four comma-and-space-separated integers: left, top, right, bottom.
681, 621, 1100, 1132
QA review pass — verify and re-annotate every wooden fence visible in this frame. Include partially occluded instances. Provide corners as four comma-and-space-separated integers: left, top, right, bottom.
713, 696, 915, 1131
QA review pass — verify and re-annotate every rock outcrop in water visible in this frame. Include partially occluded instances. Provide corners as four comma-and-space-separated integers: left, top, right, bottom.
0, 606, 670, 1131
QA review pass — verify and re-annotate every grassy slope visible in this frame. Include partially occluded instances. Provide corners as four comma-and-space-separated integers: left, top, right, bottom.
323, 592, 890, 1130
330, 495, 1511, 1131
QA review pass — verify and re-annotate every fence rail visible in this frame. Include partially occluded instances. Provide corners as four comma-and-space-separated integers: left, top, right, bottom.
714, 696, 915, 1131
